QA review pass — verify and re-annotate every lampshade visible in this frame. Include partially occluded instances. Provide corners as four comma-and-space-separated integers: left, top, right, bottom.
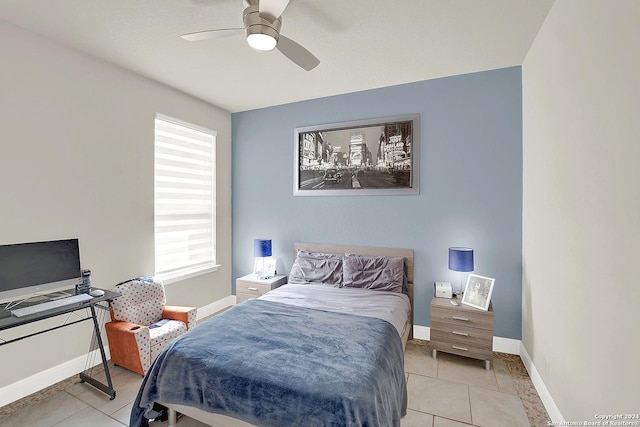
448, 247, 474, 272
254, 239, 272, 257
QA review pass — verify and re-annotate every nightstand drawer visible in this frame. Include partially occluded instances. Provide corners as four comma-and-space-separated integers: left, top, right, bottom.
430, 297, 494, 368
430, 330, 493, 360
430, 320, 494, 347
236, 292, 258, 304
236, 280, 272, 295
235, 274, 287, 304
431, 305, 493, 330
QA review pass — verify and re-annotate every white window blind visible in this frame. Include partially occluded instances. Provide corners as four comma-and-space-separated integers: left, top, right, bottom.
154, 114, 217, 283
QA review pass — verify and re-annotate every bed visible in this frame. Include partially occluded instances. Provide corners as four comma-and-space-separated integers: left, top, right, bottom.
130, 242, 414, 427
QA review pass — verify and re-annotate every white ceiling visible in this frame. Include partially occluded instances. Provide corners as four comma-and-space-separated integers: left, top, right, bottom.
0, 0, 554, 113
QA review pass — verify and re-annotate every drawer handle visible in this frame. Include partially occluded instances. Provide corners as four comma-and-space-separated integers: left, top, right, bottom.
452, 316, 469, 321
452, 345, 468, 352
452, 331, 469, 336
247, 287, 259, 291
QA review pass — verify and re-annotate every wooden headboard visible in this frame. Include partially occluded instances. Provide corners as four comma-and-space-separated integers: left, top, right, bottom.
293, 242, 414, 341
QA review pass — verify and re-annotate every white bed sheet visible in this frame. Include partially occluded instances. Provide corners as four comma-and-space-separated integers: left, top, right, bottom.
259, 283, 411, 337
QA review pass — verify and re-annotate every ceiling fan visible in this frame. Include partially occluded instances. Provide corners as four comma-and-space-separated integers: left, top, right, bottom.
181, 0, 320, 71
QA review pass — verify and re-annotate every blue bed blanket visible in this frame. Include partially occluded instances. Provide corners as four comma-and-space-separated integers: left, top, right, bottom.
130, 299, 407, 426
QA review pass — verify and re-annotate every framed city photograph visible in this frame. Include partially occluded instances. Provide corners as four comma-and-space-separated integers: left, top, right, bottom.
294, 114, 419, 196
461, 274, 495, 311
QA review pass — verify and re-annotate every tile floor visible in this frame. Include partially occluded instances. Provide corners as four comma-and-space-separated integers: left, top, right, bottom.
0, 341, 549, 427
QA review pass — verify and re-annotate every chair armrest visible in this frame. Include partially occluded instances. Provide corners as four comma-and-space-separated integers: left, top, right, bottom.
106, 320, 149, 336
163, 305, 197, 330
104, 321, 150, 375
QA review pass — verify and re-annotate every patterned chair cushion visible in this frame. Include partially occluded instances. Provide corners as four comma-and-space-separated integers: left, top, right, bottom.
111, 277, 166, 325
149, 320, 188, 363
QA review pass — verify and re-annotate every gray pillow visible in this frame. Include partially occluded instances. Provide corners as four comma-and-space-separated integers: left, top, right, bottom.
342, 254, 406, 293
289, 250, 343, 286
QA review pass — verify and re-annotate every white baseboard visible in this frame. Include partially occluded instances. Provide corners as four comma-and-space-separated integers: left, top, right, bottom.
196, 295, 235, 320
519, 342, 564, 423
413, 324, 430, 341
493, 336, 521, 354
413, 324, 563, 421
0, 296, 236, 409
0, 347, 110, 408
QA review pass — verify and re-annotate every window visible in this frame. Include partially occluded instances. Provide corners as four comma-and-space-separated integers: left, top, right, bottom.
154, 114, 217, 283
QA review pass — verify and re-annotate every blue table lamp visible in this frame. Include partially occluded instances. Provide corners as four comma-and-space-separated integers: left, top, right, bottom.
449, 247, 474, 296
254, 239, 272, 279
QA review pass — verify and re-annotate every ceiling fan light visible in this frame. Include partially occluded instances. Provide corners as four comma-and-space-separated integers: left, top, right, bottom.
247, 33, 277, 51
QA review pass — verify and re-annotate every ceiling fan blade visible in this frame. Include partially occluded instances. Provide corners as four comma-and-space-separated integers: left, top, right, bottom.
276, 34, 320, 71
181, 28, 244, 41
259, 0, 291, 22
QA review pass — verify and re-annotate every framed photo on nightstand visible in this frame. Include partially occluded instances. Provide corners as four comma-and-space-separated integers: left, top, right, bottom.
461, 274, 495, 311
253, 257, 277, 279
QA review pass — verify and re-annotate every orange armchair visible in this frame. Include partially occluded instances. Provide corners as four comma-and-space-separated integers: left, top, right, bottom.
105, 277, 196, 375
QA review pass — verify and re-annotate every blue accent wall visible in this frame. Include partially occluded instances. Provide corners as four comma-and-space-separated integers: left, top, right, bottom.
232, 67, 523, 339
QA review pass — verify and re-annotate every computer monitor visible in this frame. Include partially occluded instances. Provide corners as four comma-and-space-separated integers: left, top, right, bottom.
0, 239, 82, 303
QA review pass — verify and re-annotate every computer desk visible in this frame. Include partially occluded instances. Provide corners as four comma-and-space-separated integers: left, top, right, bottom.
0, 288, 121, 399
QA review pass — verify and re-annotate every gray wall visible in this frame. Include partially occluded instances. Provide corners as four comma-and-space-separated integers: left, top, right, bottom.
232, 67, 523, 339
0, 20, 232, 391
522, 0, 640, 419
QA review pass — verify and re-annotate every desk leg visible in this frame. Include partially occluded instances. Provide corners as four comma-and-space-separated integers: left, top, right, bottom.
79, 305, 116, 400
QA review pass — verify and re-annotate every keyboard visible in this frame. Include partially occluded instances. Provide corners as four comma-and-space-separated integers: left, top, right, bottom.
11, 293, 94, 317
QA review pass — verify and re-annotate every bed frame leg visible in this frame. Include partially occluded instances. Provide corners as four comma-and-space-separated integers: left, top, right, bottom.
168, 408, 177, 427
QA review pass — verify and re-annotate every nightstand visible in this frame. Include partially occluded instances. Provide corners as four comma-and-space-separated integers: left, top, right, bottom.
236, 274, 287, 304
429, 297, 494, 369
